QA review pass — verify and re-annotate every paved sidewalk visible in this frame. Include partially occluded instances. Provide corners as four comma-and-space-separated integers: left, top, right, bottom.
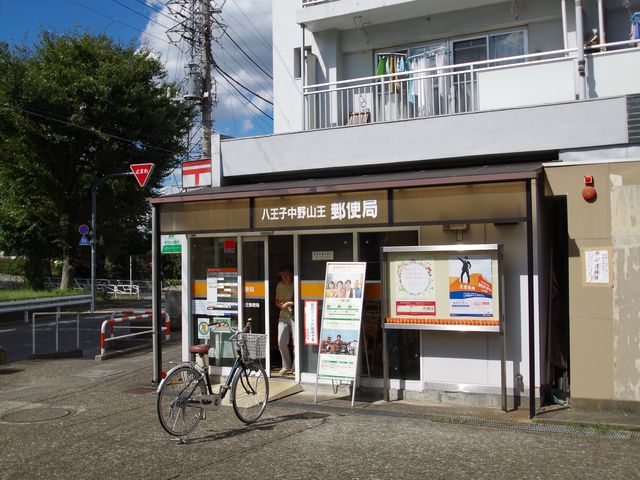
1, 341, 638, 434
1, 343, 639, 479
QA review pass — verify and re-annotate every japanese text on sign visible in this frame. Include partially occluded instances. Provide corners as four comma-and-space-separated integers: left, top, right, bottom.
261, 200, 378, 222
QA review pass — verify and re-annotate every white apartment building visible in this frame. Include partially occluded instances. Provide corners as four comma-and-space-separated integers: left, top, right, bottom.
152, 0, 640, 415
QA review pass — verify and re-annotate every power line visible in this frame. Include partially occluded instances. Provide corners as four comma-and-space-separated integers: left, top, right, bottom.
216, 80, 271, 134
1, 102, 184, 156
214, 38, 273, 102
228, 0, 271, 47
215, 75, 273, 121
220, 26, 272, 80
219, 10, 273, 73
214, 62, 272, 105
110, 0, 171, 31
129, 0, 177, 25
65, 0, 174, 46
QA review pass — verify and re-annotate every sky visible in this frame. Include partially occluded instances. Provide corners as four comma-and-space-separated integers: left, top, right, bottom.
0, 0, 274, 189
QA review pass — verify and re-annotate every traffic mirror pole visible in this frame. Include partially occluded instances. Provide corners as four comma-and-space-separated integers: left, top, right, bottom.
90, 172, 134, 313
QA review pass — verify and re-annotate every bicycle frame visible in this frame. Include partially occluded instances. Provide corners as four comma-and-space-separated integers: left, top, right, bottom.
157, 334, 249, 412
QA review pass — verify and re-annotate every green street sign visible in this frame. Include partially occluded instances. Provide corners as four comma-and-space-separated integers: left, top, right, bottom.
161, 235, 182, 254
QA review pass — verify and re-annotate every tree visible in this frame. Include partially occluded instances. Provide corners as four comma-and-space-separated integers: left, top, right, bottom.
0, 33, 193, 288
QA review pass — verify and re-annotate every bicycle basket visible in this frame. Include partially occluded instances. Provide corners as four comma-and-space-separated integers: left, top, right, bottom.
235, 333, 266, 362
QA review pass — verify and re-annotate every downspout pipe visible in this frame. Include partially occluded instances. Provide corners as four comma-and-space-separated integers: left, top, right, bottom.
597, 0, 606, 47
301, 23, 306, 131
561, 0, 569, 51
575, 0, 587, 99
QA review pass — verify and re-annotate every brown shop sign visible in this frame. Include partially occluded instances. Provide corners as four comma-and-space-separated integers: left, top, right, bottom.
253, 191, 388, 229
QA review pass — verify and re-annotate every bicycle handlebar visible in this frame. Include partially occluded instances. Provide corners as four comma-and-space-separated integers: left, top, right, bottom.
208, 318, 253, 337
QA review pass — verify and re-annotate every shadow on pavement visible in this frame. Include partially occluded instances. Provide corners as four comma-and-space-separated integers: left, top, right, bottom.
184, 411, 331, 444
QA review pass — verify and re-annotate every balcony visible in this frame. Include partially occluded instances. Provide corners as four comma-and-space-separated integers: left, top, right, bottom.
303, 41, 640, 131
298, 0, 507, 32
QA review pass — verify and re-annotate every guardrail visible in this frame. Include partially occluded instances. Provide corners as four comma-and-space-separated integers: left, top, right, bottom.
106, 284, 140, 298
0, 295, 92, 323
31, 311, 81, 356
44, 278, 158, 296
99, 310, 170, 356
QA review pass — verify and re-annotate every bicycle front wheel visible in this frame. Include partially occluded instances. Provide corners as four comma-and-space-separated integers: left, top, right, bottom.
157, 365, 207, 437
231, 362, 269, 424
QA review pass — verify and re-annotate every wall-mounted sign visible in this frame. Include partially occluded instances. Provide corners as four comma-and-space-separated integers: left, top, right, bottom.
182, 159, 212, 189
448, 254, 493, 317
384, 245, 502, 332
161, 234, 182, 254
312, 251, 334, 261
197, 318, 210, 340
253, 191, 388, 229
304, 300, 319, 346
206, 268, 238, 317
584, 249, 610, 284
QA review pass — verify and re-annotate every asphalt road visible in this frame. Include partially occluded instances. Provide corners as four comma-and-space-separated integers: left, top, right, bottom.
0, 310, 152, 362
0, 344, 638, 480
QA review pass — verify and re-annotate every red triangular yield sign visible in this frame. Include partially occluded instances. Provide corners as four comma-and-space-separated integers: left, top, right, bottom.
130, 163, 155, 187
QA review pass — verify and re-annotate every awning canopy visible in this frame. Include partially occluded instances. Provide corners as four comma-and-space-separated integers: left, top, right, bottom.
151, 162, 543, 205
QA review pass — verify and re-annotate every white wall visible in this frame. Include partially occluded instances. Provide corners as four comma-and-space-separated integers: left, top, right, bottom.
221, 97, 628, 178
588, 49, 640, 98
478, 59, 576, 110
421, 223, 534, 394
273, 0, 305, 132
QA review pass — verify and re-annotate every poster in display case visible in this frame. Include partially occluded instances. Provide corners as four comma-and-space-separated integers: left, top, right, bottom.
384, 245, 503, 332
381, 244, 506, 411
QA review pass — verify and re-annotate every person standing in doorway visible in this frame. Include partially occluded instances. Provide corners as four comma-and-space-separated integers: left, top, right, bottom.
458, 256, 472, 283
275, 266, 294, 375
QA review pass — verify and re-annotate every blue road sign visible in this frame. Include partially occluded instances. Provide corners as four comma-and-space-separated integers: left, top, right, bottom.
79, 224, 90, 235
79, 235, 90, 247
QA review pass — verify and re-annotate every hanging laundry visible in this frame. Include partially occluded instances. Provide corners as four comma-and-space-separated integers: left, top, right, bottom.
631, 12, 640, 41
396, 56, 406, 93
376, 56, 386, 76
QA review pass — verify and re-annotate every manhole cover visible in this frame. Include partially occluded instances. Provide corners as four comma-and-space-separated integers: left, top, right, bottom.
2, 407, 71, 423
125, 386, 156, 395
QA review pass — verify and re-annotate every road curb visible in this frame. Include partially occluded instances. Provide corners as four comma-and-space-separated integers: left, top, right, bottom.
28, 349, 84, 360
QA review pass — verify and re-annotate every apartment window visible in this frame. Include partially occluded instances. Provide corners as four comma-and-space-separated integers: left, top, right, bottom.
294, 47, 302, 79
453, 30, 526, 66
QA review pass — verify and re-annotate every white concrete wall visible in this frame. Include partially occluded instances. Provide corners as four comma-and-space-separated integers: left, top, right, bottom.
221, 97, 628, 178
588, 49, 640, 99
273, 0, 305, 132
478, 59, 576, 110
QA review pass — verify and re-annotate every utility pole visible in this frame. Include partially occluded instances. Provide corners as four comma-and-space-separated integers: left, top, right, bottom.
201, 0, 212, 160
167, 0, 224, 161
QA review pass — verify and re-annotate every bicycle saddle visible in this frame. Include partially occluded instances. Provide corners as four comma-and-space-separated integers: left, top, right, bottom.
189, 345, 210, 355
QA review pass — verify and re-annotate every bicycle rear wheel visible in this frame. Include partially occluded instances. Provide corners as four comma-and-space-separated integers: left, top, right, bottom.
157, 365, 207, 437
231, 362, 269, 424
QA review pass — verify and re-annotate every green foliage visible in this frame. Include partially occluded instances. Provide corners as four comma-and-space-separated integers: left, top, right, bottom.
0, 33, 194, 286
161, 254, 182, 282
0, 257, 25, 276
0, 288, 83, 302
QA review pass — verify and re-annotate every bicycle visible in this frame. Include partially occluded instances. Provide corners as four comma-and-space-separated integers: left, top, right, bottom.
156, 319, 269, 439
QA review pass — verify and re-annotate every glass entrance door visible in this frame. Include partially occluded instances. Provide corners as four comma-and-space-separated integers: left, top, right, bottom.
267, 235, 294, 376
242, 238, 266, 333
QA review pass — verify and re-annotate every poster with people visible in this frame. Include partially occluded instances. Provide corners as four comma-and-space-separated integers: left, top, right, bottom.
448, 254, 493, 317
317, 262, 367, 381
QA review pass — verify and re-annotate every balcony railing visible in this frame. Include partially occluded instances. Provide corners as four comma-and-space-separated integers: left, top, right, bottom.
302, 40, 640, 131
302, 0, 334, 5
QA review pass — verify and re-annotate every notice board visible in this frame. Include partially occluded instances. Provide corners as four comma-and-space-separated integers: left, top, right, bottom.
383, 244, 504, 332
